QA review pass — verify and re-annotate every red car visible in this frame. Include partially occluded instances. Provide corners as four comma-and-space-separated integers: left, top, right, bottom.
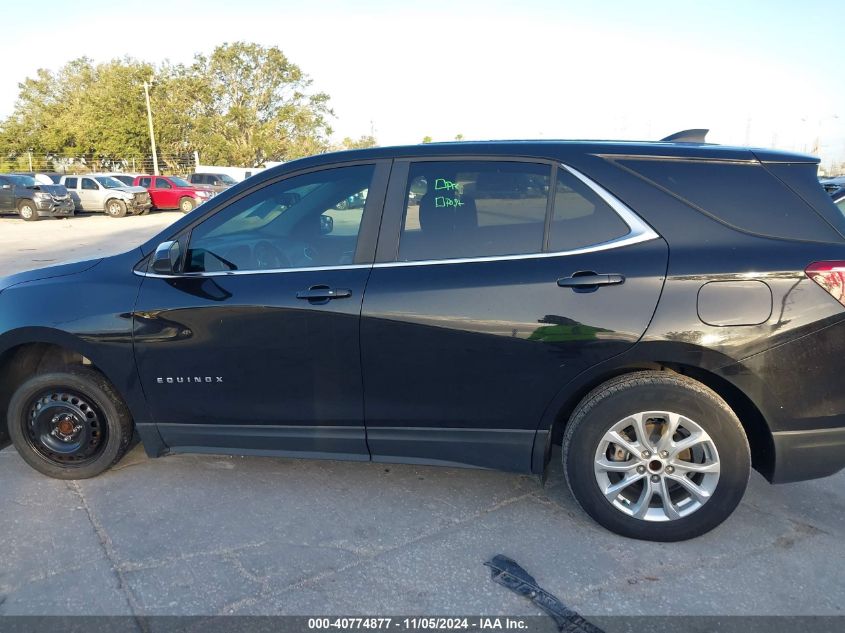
133, 175, 214, 213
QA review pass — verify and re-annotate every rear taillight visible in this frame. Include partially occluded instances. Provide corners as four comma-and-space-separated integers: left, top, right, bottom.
806, 261, 845, 307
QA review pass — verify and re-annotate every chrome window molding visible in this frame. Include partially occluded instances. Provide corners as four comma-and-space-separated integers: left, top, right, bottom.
134, 163, 660, 278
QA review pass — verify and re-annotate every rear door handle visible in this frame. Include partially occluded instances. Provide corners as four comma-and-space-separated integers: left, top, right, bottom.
557, 273, 625, 288
296, 286, 352, 301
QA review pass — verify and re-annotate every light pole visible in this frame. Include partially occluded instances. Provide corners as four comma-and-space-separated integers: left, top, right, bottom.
143, 79, 160, 176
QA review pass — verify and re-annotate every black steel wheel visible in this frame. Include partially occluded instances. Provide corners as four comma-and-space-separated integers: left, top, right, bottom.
8, 368, 134, 479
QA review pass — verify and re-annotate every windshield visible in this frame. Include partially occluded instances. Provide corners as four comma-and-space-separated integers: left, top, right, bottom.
219, 174, 237, 184
169, 176, 192, 187
8, 174, 37, 187
95, 176, 125, 189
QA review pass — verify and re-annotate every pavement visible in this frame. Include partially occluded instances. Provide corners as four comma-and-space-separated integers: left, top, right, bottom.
0, 213, 844, 619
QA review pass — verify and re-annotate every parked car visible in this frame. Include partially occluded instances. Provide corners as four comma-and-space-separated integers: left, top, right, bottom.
3, 136, 845, 542
830, 186, 845, 214
189, 172, 238, 193
134, 175, 214, 212
14, 172, 64, 185
0, 173, 74, 220
820, 175, 845, 193
103, 173, 142, 187
59, 174, 151, 217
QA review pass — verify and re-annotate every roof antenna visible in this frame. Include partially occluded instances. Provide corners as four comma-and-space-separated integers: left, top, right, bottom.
660, 129, 709, 143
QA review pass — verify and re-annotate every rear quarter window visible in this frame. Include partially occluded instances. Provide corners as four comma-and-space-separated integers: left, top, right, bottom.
618, 158, 842, 242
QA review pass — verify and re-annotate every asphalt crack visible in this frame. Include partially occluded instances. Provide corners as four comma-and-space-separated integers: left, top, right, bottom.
66, 480, 145, 629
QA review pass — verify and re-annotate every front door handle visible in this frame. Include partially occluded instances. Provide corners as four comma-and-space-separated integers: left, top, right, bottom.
557, 273, 625, 289
296, 286, 352, 301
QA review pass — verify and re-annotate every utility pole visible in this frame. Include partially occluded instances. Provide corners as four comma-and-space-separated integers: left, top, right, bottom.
143, 80, 159, 176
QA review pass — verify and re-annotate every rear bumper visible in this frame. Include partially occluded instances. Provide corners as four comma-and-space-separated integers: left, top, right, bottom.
771, 427, 845, 483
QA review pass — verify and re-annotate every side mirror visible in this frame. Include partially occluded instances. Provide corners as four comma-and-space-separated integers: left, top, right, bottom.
151, 241, 181, 275
320, 214, 334, 235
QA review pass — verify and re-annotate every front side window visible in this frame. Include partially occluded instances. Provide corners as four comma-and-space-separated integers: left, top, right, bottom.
399, 161, 550, 261
185, 164, 375, 273
548, 168, 631, 251
154, 178, 172, 190
81, 178, 98, 190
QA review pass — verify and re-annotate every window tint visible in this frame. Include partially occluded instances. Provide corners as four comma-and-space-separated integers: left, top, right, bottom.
620, 158, 841, 242
185, 164, 375, 273
64, 177, 77, 189
155, 178, 172, 189
548, 169, 630, 251
138, 177, 151, 188
81, 178, 98, 190
400, 161, 550, 261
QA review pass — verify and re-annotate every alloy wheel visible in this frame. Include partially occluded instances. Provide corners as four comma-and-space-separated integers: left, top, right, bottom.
593, 411, 720, 522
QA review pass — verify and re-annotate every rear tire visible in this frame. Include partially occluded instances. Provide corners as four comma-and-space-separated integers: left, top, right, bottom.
18, 200, 38, 221
562, 371, 750, 541
179, 197, 196, 213
8, 368, 134, 479
105, 198, 127, 218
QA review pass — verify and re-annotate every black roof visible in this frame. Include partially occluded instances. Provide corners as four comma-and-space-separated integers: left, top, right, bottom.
270, 139, 818, 175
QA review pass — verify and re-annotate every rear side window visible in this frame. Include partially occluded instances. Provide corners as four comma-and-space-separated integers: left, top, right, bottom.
619, 158, 841, 242
549, 169, 631, 251
400, 161, 550, 261
64, 177, 77, 189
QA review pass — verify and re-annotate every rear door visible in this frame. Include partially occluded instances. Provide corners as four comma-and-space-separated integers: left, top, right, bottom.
0, 176, 14, 212
360, 158, 668, 471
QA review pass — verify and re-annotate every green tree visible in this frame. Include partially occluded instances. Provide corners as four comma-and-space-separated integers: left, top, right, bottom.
422, 135, 433, 143
340, 135, 377, 150
192, 42, 333, 166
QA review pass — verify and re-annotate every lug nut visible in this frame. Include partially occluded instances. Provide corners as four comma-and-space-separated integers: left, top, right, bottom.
637, 465, 646, 474
659, 450, 669, 458
665, 465, 675, 474
650, 475, 660, 483
641, 450, 651, 459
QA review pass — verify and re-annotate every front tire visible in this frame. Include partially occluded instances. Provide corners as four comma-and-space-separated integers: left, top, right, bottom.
179, 197, 196, 213
562, 371, 750, 541
8, 368, 134, 479
18, 200, 39, 221
105, 199, 127, 218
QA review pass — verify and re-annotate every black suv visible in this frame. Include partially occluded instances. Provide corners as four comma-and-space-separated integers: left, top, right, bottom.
0, 173, 74, 220
2, 136, 845, 541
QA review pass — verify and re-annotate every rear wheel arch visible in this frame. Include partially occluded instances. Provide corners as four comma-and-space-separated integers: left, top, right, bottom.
539, 362, 774, 481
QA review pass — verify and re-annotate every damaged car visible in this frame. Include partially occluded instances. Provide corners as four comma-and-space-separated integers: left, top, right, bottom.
0, 173, 74, 220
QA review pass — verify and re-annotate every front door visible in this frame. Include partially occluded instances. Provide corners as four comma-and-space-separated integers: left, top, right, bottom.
361, 159, 668, 471
133, 162, 388, 459
78, 177, 101, 210
152, 177, 176, 209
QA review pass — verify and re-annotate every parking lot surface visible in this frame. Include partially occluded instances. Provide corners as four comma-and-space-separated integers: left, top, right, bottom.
1, 215, 844, 618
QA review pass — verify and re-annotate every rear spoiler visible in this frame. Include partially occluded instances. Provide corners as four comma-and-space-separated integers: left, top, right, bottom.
660, 129, 709, 143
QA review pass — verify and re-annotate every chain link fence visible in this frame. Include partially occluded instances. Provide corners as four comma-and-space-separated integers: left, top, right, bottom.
0, 153, 197, 176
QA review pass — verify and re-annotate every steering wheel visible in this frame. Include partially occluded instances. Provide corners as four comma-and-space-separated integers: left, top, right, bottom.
253, 241, 290, 270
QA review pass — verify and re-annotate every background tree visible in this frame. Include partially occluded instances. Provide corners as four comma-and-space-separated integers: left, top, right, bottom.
0, 42, 349, 170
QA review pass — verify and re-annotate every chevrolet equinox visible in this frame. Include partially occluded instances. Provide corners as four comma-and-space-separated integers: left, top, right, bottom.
2, 133, 845, 541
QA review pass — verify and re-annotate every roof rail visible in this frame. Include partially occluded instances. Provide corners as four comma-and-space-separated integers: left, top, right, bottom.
660, 129, 709, 143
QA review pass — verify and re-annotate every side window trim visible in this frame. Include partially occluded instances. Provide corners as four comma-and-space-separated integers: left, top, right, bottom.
374, 160, 659, 268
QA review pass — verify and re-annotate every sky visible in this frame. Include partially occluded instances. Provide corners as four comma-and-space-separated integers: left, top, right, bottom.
2, 0, 844, 169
